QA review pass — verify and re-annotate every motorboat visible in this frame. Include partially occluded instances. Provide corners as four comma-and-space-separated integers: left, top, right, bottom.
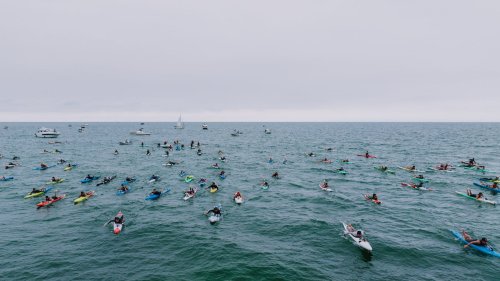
202, 123, 208, 130
130, 128, 151, 136
35, 127, 60, 138
119, 140, 133, 145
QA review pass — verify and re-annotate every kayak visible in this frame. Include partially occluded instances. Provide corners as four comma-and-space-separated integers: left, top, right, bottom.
464, 166, 490, 173
374, 166, 396, 174
36, 194, 65, 208
74, 191, 95, 204
116, 187, 131, 196
364, 194, 381, 204
46, 178, 64, 184
451, 230, 500, 258
455, 191, 496, 205
473, 182, 499, 193
208, 204, 222, 224
428, 166, 454, 172
335, 170, 348, 175
412, 177, 429, 183
81, 176, 100, 183
148, 176, 160, 183
113, 211, 125, 234
96, 176, 116, 186
183, 188, 198, 200
5, 164, 18, 169
0, 176, 14, 181
479, 177, 500, 184
145, 189, 170, 200
342, 222, 372, 251
64, 164, 78, 171
184, 175, 194, 183
357, 154, 376, 159
319, 183, 332, 192
338, 160, 350, 164
33, 165, 56, 170
219, 174, 226, 180
24, 186, 53, 199
234, 196, 244, 204
401, 182, 432, 191
209, 187, 218, 193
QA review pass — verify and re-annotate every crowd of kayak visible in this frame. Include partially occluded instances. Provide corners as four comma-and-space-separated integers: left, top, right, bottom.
1, 137, 499, 258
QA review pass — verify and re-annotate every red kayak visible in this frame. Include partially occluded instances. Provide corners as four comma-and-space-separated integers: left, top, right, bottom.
37, 195, 65, 209
357, 154, 377, 159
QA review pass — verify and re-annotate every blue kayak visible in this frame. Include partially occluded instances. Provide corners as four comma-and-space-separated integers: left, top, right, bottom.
451, 230, 500, 258
33, 165, 56, 170
473, 182, 499, 192
0, 176, 14, 181
145, 189, 170, 200
219, 174, 226, 180
81, 176, 100, 183
116, 187, 131, 196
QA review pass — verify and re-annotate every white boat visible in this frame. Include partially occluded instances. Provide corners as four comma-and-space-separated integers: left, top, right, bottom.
264, 129, 271, 134
342, 222, 372, 251
202, 123, 208, 130
130, 128, 151, 136
35, 127, 60, 138
174, 115, 184, 129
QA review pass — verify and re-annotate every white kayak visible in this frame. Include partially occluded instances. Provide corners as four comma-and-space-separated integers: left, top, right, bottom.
208, 215, 221, 224
183, 188, 198, 201
342, 222, 372, 251
234, 196, 244, 204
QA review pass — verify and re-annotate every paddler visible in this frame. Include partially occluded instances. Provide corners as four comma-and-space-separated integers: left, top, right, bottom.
118, 184, 129, 192
321, 180, 329, 188
30, 187, 42, 194
79, 191, 86, 198
44, 195, 51, 202
272, 172, 279, 179
209, 182, 219, 191
40, 163, 48, 169
365, 151, 369, 158
466, 189, 484, 199
206, 206, 222, 216
150, 189, 161, 196
416, 175, 424, 179
346, 224, 363, 239
234, 191, 242, 199
462, 230, 489, 248
368, 193, 378, 201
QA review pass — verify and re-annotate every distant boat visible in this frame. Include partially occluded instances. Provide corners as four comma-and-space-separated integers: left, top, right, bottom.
140, 122, 145, 125
202, 123, 208, 130
35, 127, 60, 138
130, 128, 151, 136
264, 129, 271, 134
174, 115, 184, 129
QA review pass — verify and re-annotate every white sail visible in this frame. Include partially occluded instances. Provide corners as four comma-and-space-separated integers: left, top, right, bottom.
175, 115, 184, 129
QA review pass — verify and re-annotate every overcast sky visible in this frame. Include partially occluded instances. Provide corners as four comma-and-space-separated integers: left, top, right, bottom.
0, 1, 499, 122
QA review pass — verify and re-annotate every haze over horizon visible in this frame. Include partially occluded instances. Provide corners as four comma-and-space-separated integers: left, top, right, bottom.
1, 1, 499, 122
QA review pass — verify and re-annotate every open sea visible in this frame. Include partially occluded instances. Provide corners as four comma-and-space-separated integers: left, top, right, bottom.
0, 122, 499, 281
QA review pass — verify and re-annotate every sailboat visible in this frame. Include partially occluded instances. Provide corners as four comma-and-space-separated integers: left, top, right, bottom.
174, 115, 184, 129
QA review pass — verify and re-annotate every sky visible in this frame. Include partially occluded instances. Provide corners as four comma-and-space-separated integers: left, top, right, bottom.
0, 0, 499, 122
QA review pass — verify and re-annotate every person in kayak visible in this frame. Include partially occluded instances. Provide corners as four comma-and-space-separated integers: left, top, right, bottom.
40, 163, 48, 169
308, 152, 315, 157
365, 151, 370, 158
51, 176, 58, 182
44, 195, 52, 202
269, 157, 274, 163
146, 149, 151, 156
462, 230, 489, 248
150, 189, 161, 196
85, 174, 93, 180
206, 206, 222, 216
30, 188, 42, 194
219, 171, 225, 176
220, 156, 226, 161
212, 163, 220, 168
51, 193, 59, 200
185, 187, 195, 196
415, 175, 424, 179
55, 149, 61, 153
272, 172, 279, 179
118, 184, 129, 192
114, 149, 119, 154
367, 193, 378, 201
125, 177, 133, 182
322, 158, 329, 163
150, 175, 159, 181
466, 189, 484, 199
341, 159, 349, 163
321, 180, 329, 188
469, 158, 476, 166
79, 191, 86, 198
346, 224, 363, 239
262, 181, 269, 188
234, 191, 242, 199
209, 182, 219, 191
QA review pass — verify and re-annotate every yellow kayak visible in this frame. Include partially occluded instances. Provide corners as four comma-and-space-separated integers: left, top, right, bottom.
74, 191, 95, 204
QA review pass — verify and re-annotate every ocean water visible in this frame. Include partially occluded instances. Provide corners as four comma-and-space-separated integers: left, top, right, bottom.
0, 122, 499, 281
